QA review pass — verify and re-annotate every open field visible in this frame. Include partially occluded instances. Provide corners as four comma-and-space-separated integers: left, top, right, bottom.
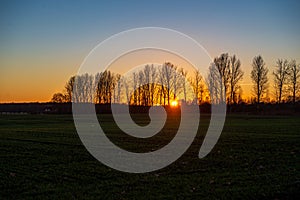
0, 113, 299, 199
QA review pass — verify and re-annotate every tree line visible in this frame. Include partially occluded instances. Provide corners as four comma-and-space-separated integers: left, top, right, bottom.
51, 53, 300, 105
251, 56, 300, 104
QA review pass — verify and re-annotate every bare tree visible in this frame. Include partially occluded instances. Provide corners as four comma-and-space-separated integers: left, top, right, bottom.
287, 60, 300, 104
51, 93, 67, 103
106, 71, 116, 104
160, 62, 176, 105
64, 76, 75, 102
137, 64, 158, 106
138, 70, 145, 105
95, 71, 117, 104
179, 68, 188, 102
229, 55, 244, 104
251, 55, 269, 104
172, 65, 181, 101
95, 73, 102, 104
149, 64, 157, 106
142, 65, 150, 106
121, 76, 130, 104
190, 69, 205, 104
273, 59, 289, 103
73, 73, 94, 103
158, 69, 166, 106
113, 74, 121, 103
214, 53, 231, 103
132, 72, 138, 105
207, 63, 222, 104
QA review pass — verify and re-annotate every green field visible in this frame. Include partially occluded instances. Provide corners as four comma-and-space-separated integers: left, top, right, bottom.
1, 114, 299, 199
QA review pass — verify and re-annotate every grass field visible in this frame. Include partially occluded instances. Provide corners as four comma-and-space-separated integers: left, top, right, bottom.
0, 113, 299, 199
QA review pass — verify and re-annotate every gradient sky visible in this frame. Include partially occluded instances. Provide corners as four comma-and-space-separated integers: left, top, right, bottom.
1, 0, 300, 102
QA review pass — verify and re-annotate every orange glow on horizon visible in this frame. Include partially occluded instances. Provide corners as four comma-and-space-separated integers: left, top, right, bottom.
171, 100, 178, 107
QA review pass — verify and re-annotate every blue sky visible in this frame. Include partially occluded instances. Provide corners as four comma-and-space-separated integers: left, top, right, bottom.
1, 0, 300, 102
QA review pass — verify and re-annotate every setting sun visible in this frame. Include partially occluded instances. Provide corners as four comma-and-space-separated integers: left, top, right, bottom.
171, 100, 178, 107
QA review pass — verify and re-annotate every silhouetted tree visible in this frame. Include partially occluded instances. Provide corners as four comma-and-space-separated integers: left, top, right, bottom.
158, 68, 166, 106
160, 62, 176, 105
73, 73, 94, 103
149, 65, 157, 106
138, 70, 144, 105
251, 55, 268, 104
137, 64, 158, 106
190, 69, 205, 104
179, 68, 188, 102
287, 60, 300, 104
207, 63, 222, 104
142, 65, 150, 106
51, 93, 67, 103
229, 55, 244, 104
64, 76, 75, 102
121, 76, 130, 104
273, 59, 289, 103
95, 73, 102, 104
214, 53, 231, 103
172, 65, 181, 101
113, 74, 121, 103
95, 71, 116, 104
132, 72, 138, 105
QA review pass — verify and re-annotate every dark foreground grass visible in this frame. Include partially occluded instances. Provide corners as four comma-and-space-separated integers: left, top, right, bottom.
0, 113, 299, 199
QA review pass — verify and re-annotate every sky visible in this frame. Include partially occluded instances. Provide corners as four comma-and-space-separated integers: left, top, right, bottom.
0, 0, 300, 102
